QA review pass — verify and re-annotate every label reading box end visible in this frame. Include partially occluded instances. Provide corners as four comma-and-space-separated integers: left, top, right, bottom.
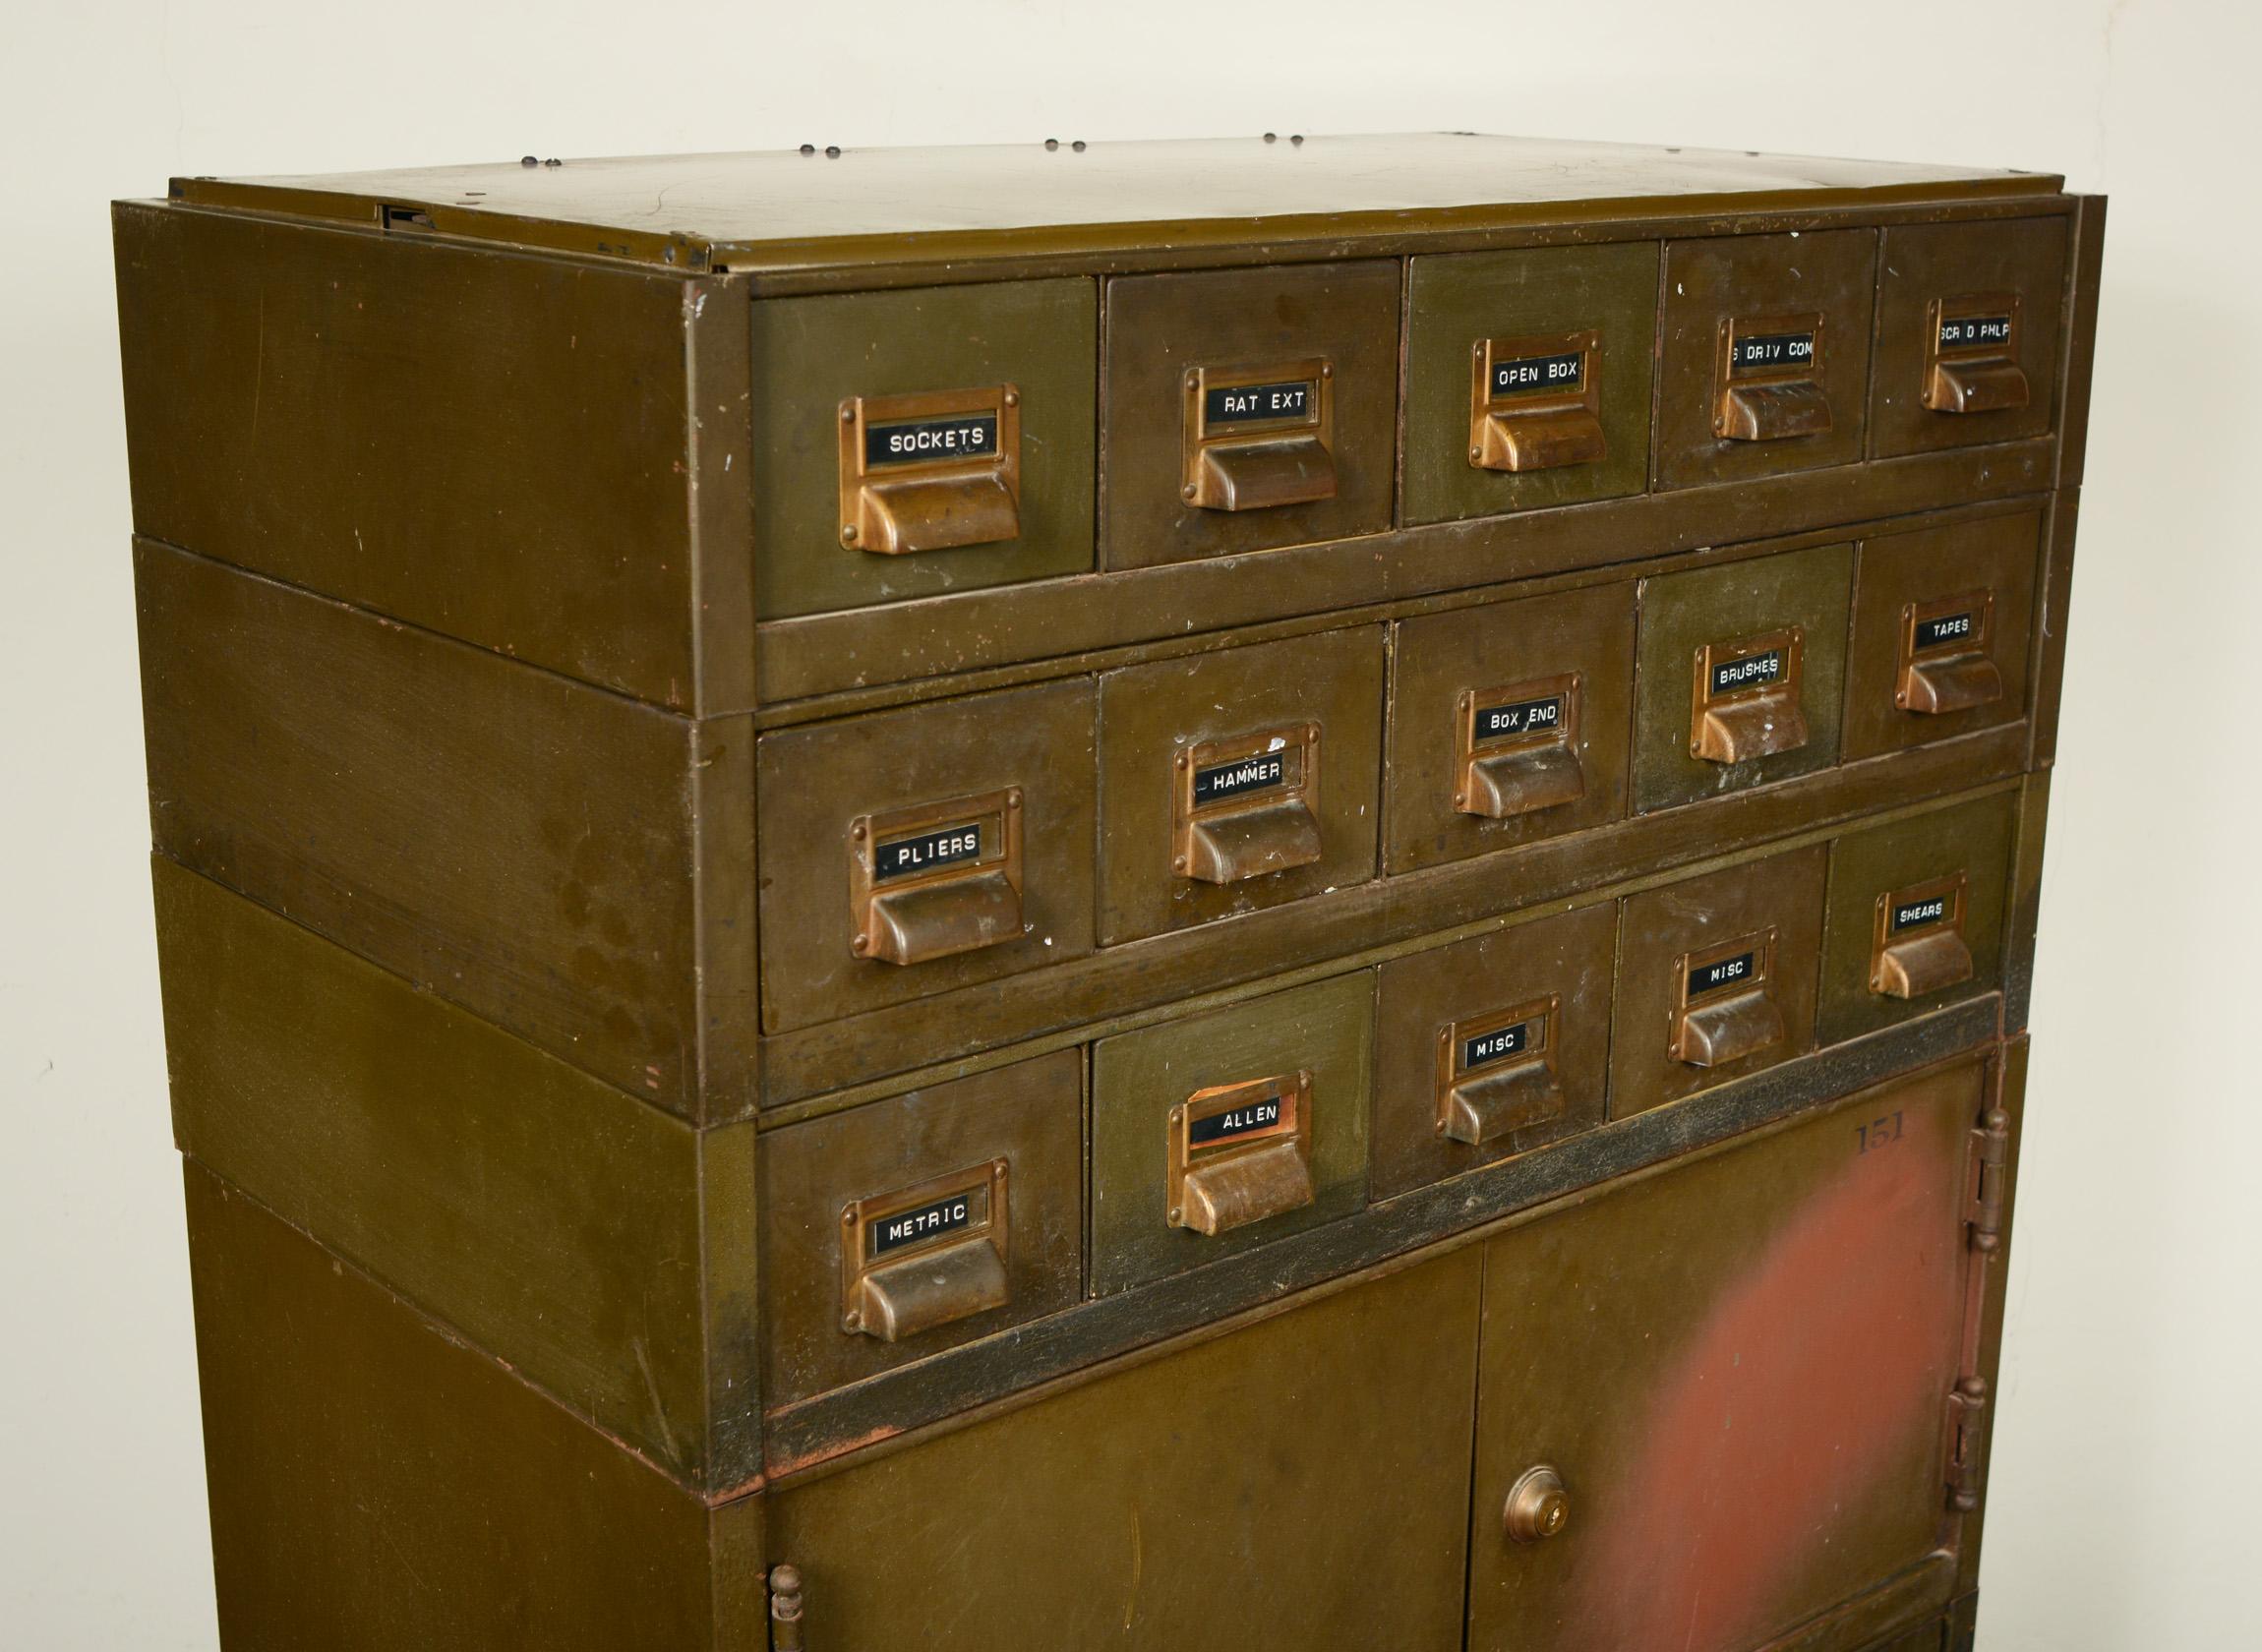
1473, 693, 1566, 744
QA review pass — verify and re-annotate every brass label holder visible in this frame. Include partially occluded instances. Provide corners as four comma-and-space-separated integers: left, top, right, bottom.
1713, 310, 1830, 442
1871, 870, 1974, 1000
1896, 589, 2003, 716
1669, 928, 1785, 1067
839, 1158, 1011, 1343
838, 383, 1022, 555
1167, 1071, 1317, 1236
1923, 292, 2029, 415
1171, 725, 1324, 885
848, 788, 1024, 967
1467, 330, 1605, 472
1691, 626, 1809, 765
1455, 673, 1583, 819
1434, 995, 1565, 1148
1180, 358, 1337, 511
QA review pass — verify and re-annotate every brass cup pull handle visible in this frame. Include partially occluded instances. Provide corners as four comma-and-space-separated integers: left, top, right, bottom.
1505, 1464, 1570, 1544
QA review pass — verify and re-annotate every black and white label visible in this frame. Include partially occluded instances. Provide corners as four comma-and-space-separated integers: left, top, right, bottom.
1193, 750, 1289, 805
1729, 330, 1818, 376
1490, 349, 1585, 400
1461, 1019, 1536, 1073
1913, 612, 1978, 652
863, 412, 998, 469
1472, 693, 1567, 744
1708, 649, 1786, 699
1688, 951, 1758, 998
1937, 314, 2013, 351
1188, 1092, 1285, 1147
1891, 895, 1952, 934
868, 1190, 978, 1257
1203, 380, 1315, 426
871, 822, 984, 883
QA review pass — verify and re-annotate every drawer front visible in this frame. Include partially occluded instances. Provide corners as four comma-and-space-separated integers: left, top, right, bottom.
1843, 511, 2042, 762
1402, 242, 1660, 524
1656, 229, 1878, 490
1099, 627, 1385, 945
767, 1247, 1479, 1651
758, 1051, 1084, 1410
1101, 262, 1399, 567
1385, 583, 1637, 874
1871, 217, 2069, 458
1371, 904, 1618, 1202
1818, 792, 2017, 1046
1610, 845, 1827, 1118
1632, 544, 1855, 814
755, 679, 1097, 1032
1466, 1059, 1984, 1652
751, 279, 1099, 619
1090, 972, 1373, 1296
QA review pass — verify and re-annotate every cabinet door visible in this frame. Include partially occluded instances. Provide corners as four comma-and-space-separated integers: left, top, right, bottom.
1467, 1058, 1985, 1652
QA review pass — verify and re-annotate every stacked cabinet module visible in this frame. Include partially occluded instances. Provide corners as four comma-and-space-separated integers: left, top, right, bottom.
114, 134, 2100, 1651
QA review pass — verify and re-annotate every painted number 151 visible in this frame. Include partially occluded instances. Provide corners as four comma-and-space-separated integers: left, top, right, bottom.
1855, 1110, 1906, 1154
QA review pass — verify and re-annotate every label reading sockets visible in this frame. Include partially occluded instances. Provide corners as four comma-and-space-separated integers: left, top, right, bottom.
1937, 314, 2013, 350
1193, 751, 1288, 804
871, 822, 984, 883
868, 1191, 977, 1257
1729, 331, 1817, 376
1462, 1020, 1535, 1072
1891, 895, 1951, 934
1913, 612, 1977, 651
1473, 693, 1567, 744
1204, 380, 1315, 426
1709, 649, 1786, 698
1688, 951, 1757, 997
1490, 350, 1584, 399
863, 412, 999, 469
1188, 1093, 1284, 1147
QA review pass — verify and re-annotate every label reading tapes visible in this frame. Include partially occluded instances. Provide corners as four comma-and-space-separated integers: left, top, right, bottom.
1490, 350, 1584, 400
1730, 330, 1817, 376
1193, 750, 1288, 805
1473, 693, 1567, 744
1688, 951, 1757, 998
1461, 1020, 1535, 1072
1204, 380, 1315, 426
1709, 649, 1786, 698
863, 412, 998, 469
869, 1191, 977, 1257
1913, 611, 1978, 651
1188, 1093, 1285, 1147
1891, 895, 1952, 934
1937, 314, 2013, 351
872, 822, 984, 883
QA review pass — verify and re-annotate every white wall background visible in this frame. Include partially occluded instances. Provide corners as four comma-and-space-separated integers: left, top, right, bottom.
2, 2, 2251, 1645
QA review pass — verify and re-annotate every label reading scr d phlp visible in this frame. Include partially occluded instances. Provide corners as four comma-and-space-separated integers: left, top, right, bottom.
1937, 314, 2012, 350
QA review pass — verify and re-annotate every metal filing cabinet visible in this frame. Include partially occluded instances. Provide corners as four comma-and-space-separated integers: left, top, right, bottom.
115, 134, 2101, 1650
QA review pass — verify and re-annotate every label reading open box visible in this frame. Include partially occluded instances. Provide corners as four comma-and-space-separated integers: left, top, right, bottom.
1690, 627, 1809, 765
1434, 995, 1565, 1148
1714, 311, 1830, 442
1468, 330, 1605, 473
839, 383, 1023, 555
839, 1158, 1011, 1343
1924, 292, 2029, 415
1166, 1071, 1316, 1236
1669, 928, 1786, 1068
849, 788, 1024, 967
1180, 358, 1338, 511
1871, 870, 1975, 1000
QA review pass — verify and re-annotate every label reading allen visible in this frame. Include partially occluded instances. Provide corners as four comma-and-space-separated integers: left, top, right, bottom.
868, 1191, 977, 1257
1913, 612, 1978, 652
1473, 693, 1566, 744
1708, 649, 1786, 699
1937, 314, 2013, 350
863, 412, 998, 469
1188, 1093, 1285, 1148
1689, 951, 1757, 998
872, 822, 984, 883
1491, 350, 1585, 400
1730, 331, 1818, 376
1891, 895, 1951, 934
1193, 751, 1288, 805
1461, 1020, 1535, 1073
1204, 381, 1315, 427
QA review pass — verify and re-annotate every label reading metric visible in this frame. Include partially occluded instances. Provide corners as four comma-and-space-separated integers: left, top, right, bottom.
1688, 951, 1758, 998
1490, 350, 1585, 400
1203, 380, 1315, 426
872, 822, 984, 883
1729, 330, 1817, 376
863, 412, 998, 469
869, 1190, 978, 1257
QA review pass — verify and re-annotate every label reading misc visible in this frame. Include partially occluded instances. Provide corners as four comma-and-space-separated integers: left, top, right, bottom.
863, 412, 999, 469
1688, 951, 1758, 998
1730, 330, 1818, 376
1473, 693, 1567, 744
1188, 1092, 1285, 1148
868, 1190, 979, 1257
1937, 314, 2013, 350
1461, 1020, 1537, 1073
1891, 895, 1953, 934
1204, 380, 1316, 426
1913, 612, 1978, 652
1491, 350, 1585, 400
872, 822, 984, 883
1193, 750, 1289, 805
1708, 649, 1786, 699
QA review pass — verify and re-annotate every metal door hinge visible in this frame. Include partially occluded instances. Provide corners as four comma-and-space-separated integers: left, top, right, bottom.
769, 1564, 805, 1652
1944, 1105, 2012, 1510
1944, 1376, 1991, 1510
1965, 1107, 2011, 1254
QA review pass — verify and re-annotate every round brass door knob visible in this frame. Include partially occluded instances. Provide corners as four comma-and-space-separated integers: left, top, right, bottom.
1504, 1464, 1570, 1543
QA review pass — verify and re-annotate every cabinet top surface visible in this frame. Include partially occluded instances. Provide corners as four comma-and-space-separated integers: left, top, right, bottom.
166, 132, 2063, 273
